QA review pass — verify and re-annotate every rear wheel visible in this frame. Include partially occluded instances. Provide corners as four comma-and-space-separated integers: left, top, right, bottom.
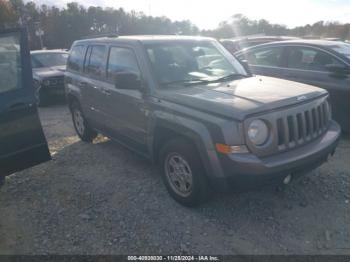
159, 138, 209, 207
71, 101, 97, 142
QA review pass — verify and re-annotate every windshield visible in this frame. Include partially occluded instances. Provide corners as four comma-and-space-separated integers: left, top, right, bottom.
330, 43, 350, 59
144, 41, 247, 85
31, 52, 68, 68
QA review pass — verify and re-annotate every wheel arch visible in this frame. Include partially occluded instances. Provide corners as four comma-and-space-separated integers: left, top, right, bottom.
150, 116, 224, 179
66, 93, 80, 111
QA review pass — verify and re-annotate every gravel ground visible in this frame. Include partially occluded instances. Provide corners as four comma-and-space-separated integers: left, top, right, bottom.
0, 104, 349, 255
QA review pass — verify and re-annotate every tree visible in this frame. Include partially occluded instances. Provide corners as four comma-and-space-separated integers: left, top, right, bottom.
0, 0, 18, 28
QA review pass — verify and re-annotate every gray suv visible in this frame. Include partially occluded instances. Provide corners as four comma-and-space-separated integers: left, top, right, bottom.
65, 35, 341, 206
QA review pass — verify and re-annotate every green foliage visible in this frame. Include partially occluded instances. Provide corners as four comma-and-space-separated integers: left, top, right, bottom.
0, 0, 18, 26
204, 14, 350, 40
0, 1, 199, 49
1, 1, 350, 50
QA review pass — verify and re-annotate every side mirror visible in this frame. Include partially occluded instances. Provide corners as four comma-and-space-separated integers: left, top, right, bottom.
114, 72, 141, 90
325, 64, 350, 75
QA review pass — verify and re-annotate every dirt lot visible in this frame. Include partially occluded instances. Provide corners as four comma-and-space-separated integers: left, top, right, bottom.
0, 104, 350, 255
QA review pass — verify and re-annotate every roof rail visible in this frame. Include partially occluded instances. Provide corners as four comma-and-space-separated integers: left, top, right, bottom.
80, 33, 119, 40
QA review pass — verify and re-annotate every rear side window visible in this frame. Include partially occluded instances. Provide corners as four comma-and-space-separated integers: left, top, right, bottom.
242, 47, 283, 67
67, 45, 86, 72
107, 47, 141, 79
85, 45, 107, 78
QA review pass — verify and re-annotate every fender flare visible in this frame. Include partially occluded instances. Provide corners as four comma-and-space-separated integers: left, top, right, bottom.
149, 111, 225, 178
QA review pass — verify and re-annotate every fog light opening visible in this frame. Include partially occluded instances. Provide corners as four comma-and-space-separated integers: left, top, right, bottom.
283, 174, 292, 185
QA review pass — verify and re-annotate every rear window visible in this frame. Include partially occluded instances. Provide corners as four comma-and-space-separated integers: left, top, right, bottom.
67, 45, 86, 72
85, 45, 107, 78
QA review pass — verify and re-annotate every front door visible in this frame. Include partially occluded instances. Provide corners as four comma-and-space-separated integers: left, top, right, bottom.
0, 28, 50, 177
282, 46, 350, 131
100, 46, 148, 152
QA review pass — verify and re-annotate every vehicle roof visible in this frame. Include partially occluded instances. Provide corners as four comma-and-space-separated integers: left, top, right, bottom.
74, 35, 215, 45
266, 39, 347, 46
220, 36, 299, 43
30, 49, 68, 54
242, 39, 350, 49
235, 39, 350, 63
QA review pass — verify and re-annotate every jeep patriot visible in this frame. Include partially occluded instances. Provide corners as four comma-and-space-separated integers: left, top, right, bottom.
65, 35, 341, 206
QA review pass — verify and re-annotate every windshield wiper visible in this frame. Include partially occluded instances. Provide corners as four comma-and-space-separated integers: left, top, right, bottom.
213, 73, 248, 83
161, 79, 212, 86
160, 73, 248, 87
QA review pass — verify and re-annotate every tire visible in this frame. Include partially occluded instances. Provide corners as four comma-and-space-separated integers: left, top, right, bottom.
159, 138, 209, 207
71, 101, 97, 142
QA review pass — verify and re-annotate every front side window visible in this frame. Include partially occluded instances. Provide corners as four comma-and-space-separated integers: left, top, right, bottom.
242, 47, 283, 67
0, 32, 22, 94
329, 43, 350, 59
86, 45, 107, 78
67, 45, 86, 72
107, 47, 141, 79
286, 47, 342, 71
144, 41, 247, 85
31, 52, 68, 68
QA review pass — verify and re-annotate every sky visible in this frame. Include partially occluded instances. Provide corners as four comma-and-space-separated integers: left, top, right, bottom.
29, 0, 350, 30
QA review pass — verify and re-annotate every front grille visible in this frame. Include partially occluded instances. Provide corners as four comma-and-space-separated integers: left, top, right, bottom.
276, 99, 330, 151
244, 96, 331, 157
47, 77, 64, 87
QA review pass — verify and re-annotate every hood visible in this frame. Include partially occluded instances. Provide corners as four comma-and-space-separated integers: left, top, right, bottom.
33, 65, 66, 79
157, 75, 328, 121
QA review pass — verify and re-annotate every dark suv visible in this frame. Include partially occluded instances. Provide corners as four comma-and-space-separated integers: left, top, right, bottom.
65, 35, 341, 206
31, 49, 68, 106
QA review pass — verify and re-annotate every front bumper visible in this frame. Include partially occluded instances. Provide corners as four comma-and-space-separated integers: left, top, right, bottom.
215, 120, 341, 188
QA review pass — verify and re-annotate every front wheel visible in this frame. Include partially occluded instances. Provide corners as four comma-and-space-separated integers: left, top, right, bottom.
159, 138, 209, 207
71, 101, 97, 142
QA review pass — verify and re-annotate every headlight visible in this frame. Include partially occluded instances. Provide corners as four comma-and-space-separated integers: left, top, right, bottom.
247, 119, 269, 146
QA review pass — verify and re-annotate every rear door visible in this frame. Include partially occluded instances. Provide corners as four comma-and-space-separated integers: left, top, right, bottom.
237, 46, 287, 78
0, 28, 50, 176
81, 45, 108, 129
